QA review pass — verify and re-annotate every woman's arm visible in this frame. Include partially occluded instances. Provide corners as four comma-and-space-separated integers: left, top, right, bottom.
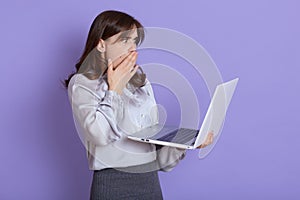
70, 77, 124, 146
156, 146, 186, 172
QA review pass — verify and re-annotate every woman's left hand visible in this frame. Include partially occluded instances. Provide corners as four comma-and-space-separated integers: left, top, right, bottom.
197, 131, 214, 149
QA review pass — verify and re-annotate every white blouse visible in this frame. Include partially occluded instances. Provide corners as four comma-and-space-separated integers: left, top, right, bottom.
68, 73, 186, 172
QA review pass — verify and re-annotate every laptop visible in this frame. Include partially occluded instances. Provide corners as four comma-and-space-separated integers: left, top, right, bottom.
127, 78, 239, 149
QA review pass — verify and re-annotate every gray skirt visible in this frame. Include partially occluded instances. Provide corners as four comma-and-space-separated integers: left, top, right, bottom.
90, 162, 163, 200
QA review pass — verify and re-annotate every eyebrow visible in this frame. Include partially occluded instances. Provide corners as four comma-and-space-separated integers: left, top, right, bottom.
111, 34, 139, 44
121, 36, 138, 40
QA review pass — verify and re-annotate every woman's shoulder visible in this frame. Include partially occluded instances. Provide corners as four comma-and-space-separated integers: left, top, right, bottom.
71, 73, 96, 84
68, 73, 108, 96
70, 73, 107, 87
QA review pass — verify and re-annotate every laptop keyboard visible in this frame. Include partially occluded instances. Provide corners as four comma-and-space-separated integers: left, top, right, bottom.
150, 128, 199, 144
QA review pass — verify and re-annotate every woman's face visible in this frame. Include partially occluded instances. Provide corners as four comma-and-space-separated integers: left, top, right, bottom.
104, 28, 139, 68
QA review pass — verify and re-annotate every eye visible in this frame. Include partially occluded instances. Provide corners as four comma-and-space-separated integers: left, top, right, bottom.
122, 38, 129, 43
134, 38, 139, 45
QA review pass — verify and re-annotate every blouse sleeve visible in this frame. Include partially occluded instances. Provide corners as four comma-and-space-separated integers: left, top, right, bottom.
69, 77, 124, 146
144, 78, 187, 172
156, 146, 186, 172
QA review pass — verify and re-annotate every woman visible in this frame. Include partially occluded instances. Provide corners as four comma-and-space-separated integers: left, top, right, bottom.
63, 10, 213, 200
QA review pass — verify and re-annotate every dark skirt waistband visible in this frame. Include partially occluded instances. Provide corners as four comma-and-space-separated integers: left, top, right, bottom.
90, 162, 163, 200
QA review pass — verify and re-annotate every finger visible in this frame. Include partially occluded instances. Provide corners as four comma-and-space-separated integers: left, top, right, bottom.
120, 51, 135, 65
206, 132, 213, 143
210, 134, 214, 143
107, 58, 113, 72
117, 52, 137, 72
197, 134, 211, 149
124, 52, 138, 70
209, 133, 214, 144
197, 143, 207, 149
124, 64, 139, 81
123, 51, 136, 63
126, 52, 138, 72
130, 64, 139, 74
203, 136, 212, 146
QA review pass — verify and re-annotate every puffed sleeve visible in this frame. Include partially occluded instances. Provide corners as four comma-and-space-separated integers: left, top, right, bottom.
156, 146, 186, 172
69, 75, 124, 146
144, 78, 187, 172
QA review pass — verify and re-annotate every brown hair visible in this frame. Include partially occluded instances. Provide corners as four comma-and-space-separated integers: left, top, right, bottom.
62, 10, 146, 89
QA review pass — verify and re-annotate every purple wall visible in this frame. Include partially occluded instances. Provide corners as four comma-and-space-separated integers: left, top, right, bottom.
1, 0, 299, 199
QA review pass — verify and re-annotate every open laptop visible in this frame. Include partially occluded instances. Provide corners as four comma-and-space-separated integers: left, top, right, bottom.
127, 78, 239, 149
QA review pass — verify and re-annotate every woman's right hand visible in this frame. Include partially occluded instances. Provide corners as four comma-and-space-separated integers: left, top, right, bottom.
107, 51, 139, 95
197, 132, 214, 149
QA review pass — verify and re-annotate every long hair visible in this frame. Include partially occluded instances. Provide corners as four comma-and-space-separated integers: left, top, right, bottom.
62, 10, 146, 89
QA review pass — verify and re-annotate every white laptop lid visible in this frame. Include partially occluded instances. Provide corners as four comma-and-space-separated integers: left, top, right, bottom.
195, 78, 239, 153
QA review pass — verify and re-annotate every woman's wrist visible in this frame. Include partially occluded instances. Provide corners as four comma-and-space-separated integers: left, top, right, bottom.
108, 86, 122, 95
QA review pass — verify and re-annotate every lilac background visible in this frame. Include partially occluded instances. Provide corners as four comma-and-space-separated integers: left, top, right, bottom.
1, 0, 299, 199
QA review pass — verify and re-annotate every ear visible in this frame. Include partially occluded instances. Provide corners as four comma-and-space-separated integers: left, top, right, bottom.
96, 39, 106, 52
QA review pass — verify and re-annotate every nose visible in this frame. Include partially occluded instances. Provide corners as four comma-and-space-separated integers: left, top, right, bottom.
129, 42, 137, 52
